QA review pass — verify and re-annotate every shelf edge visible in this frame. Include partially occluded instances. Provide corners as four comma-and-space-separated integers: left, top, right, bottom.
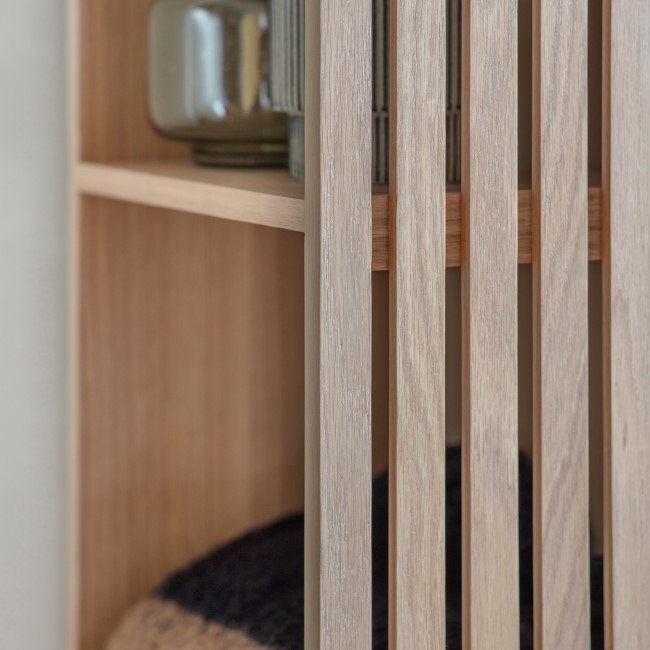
76, 162, 306, 233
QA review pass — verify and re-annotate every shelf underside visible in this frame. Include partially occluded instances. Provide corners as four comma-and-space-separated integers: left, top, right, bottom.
76, 161, 604, 270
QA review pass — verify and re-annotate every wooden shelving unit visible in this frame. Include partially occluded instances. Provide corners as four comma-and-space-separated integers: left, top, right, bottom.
69, 0, 646, 647
70, 5, 312, 649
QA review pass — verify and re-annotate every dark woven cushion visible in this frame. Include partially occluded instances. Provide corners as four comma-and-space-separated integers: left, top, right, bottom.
108, 447, 603, 649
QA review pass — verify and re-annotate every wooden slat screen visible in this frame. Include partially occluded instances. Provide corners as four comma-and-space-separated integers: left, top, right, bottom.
461, 0, 521, 648
602, 0, 650, 647
388, 0, 447, 646
531, 0, 591, 647
302, 0, 650, 647
304, 0, 373, 647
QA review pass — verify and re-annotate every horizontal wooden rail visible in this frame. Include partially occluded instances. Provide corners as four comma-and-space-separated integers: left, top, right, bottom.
75, 162, 603, 271
372, 187, 603, 270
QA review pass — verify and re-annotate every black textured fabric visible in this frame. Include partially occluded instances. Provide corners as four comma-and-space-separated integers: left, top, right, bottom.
156, 447, 603, 649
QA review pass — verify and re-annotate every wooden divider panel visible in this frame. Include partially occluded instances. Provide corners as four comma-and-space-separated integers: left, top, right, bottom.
461, 0, 520, 648
304, 0, 373, 647
532, 0, 590, 647
602, 0, 650, 647
388, 0, 446, 645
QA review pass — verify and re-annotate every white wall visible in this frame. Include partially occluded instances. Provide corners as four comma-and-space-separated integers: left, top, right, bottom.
0, 0, 67, 648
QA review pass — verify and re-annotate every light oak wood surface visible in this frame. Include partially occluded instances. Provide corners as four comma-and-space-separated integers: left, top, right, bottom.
70, 2, 312, 648
78, 199, 306, 650
77, 162, 305, 232
388, 0, 446, 645
532, 0, 590, 646
461, 0, 520, 647
67, 0, 635, 645
76, 161, 604, 271
70, 2, 391, 647
602, 0, 650, 646
304, 0, 373, 647
79, 0, 185, 161
72, 202, 390, 650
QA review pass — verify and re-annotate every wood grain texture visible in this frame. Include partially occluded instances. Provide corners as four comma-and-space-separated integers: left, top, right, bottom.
602, 0, 650, 647
304, 0, 373, 647
380, 188, 602, 270
532, 0, 590, 646
76, 162, 604, 270
461, 0, 520, 647
80, 0, 185, 161
73, 2, 304, 647
388, 0, 446, 644
77, 162, 305, 232
78, 199, 306, 650
72, 204, 389, 650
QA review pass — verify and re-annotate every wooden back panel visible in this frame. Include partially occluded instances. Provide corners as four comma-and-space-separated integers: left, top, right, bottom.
78, 0, 185, 161
78, 199, 306, 649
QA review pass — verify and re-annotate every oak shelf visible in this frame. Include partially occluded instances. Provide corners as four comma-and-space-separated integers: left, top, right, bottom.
76, 161, 306, 232
76, 160, 603, 270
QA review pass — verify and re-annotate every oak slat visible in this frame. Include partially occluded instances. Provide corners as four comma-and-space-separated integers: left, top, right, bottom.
461, 0, 520, 647
602, 0, 650, 646
76, 162, 305, 232
304, 0, 373, 647
532, 0, 590, 646
388, 0, 446, 645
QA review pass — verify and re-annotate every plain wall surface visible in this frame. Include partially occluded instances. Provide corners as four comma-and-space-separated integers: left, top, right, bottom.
0, 0, 67, 648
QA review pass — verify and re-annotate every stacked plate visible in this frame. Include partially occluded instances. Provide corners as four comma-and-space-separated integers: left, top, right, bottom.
270, 0, 461, 185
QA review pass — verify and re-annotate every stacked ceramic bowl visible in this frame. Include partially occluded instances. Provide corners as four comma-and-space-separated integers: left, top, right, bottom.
269, 0, 461, 185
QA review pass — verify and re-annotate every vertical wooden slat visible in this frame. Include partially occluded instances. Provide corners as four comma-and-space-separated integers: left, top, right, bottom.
531, 0, 590, 645
602, 0, 650, 647
388, 0, 446, 644
304, 0, 373, 647
461, 0, 520, 648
